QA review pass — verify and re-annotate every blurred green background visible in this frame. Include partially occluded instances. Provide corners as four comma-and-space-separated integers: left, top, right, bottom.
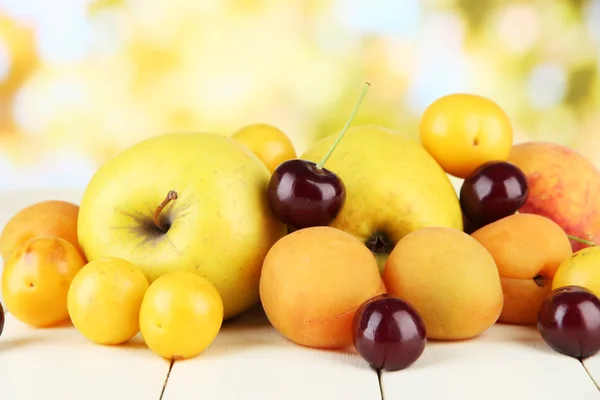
0, 0, 599, 190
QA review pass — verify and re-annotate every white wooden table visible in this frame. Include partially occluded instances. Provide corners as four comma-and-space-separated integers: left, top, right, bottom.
0, 190, 599, 400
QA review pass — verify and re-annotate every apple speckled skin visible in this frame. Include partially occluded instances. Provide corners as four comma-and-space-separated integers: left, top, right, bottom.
77, 132, 287, 320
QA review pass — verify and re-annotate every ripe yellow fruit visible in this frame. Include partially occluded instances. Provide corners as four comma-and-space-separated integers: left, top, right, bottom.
232, 123, 296, 173
2, 237, 86, 327
552, 246, 600, 298
77, 132, 286, 320
139, 271, 224, 360
67, 257, 149, 345
419, 93, 513, 179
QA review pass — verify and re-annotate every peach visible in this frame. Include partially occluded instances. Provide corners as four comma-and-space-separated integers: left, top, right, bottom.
383, 227, 503, 340
471, 213, 573, 325
508, 141, 600, 252
0, 200, 84, 262
259, 226, 386, 349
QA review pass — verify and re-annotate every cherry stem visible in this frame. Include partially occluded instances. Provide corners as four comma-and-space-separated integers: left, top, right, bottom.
567, 234, 596, 247
316, 82, 370, 170
154, 190, 178, 233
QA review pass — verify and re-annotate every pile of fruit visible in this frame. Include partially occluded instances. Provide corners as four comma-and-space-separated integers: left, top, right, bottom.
1, 83, 599, 372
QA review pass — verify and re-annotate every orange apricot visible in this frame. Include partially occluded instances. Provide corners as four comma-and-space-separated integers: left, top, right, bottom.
471, 213, 573, 325
259, 226, 386, 349
0, 200, 84, 262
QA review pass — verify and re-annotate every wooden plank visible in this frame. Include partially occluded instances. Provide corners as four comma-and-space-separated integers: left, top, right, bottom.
0, 312, 170, 400
583, 354, 600, 390
162, 306, 382, 400
381, 323, 599, 399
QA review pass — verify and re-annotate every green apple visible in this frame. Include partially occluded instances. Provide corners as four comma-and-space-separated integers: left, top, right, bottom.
300, 125, 463, 270
77, 132, 287, 319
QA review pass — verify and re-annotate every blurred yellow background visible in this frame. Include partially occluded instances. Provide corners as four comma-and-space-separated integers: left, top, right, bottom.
0, 0, 599, 191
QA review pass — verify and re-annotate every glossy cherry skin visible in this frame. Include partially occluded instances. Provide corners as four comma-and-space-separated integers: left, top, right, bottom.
267, 159, 345, 230
352, 294, 427, 371
462, 212, 476, 235
0, 302, 4, 337
460, 160, 528, 228
537, 285, 600, 359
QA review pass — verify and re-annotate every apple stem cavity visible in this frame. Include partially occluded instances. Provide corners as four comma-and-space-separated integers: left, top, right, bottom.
566, 234, 596, 247
315, 82, 371, 171
154, 190, 178, 233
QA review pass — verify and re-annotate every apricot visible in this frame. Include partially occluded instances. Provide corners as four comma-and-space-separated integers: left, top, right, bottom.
383, 227, 503, 340
0, 200, 83, 261
508, 141, 600, 252
1, 237, 86, 327
471, 213, 573, 325
259, 226, 386, 349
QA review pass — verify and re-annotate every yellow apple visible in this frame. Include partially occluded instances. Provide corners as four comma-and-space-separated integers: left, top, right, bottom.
77, 132, 287, 319
300, 125, 463, 269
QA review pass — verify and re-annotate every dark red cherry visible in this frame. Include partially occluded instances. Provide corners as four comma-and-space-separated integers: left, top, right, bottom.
267, 160, 345, 229
0, 302, 4, 337
352, 294, 427, 371
462, 212, 476, 234
537, 285, 600, 359
460, 160, 528, 228
267, 82, 371, 230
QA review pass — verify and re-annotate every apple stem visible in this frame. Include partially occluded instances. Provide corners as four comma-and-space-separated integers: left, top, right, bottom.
315, 82, 371, 171
154, 190, 178, 233
567, 234, 596, 247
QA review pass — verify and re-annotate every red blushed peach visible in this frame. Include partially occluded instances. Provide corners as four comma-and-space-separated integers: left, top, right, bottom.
508, 141, 600, 251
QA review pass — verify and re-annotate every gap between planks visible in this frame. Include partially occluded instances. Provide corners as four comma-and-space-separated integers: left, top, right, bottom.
159, 359, 175, 400
582, 360, 600, 391
376, 368, 384, 400
373, 336, 599, 399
